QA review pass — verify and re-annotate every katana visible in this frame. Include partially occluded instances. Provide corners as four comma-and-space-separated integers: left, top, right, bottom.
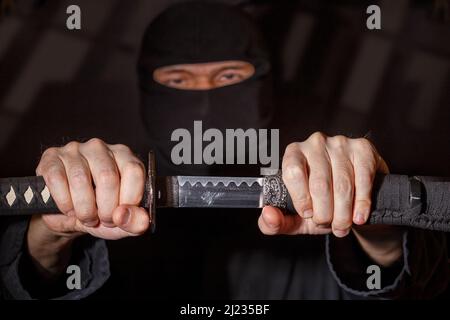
1, 152, 450, 233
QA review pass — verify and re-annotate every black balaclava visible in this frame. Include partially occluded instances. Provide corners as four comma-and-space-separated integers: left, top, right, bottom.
137, 1, 274, 176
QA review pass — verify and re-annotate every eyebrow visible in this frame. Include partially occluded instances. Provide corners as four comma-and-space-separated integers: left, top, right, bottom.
212, 66, 245, 73
163, 68, 192, 74
163, 65, 245, 74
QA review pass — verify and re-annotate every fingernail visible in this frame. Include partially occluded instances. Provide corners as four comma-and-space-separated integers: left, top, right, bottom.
355, 213, 366, 224
120, 208, 131, 225
334, 229, 348, 238
303, 209, 313, 218
101, 221, 116, 228
83, 218, 98, 227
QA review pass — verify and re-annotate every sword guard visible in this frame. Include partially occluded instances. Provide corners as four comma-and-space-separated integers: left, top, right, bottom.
147, 151, 157, 233
263, 174, 290, 209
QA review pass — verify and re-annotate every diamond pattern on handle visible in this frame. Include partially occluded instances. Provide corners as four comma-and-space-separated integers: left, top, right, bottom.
24, 186, 34, 204
0, 176, 60, 214
41, 186, 50, 204
6, 186, 16, 206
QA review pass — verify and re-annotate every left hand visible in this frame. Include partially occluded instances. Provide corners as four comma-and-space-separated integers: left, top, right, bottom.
258, 132, 389, 238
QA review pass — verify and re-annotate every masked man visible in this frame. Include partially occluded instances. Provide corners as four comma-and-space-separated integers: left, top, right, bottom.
1, 2, 448, 299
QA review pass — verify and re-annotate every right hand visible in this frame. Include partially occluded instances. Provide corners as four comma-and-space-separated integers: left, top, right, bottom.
31, 138, 150, 241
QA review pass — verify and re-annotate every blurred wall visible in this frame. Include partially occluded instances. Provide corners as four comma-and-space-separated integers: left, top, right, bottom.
0, 0, 449, 177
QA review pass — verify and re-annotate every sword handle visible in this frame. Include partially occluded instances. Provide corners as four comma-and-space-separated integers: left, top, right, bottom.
280, 174, 421, 219
0, 175, 148, 216
0, 152, 156, 232
266, 173, 450, 232
0, 176, 59, 215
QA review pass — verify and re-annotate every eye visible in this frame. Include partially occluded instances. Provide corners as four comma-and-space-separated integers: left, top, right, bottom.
167, 78, 185, 85
162, 75, 192, 89
219, 73, 243, 82
216, 71, 245, 86
221, 73, 238, 80
153, 68, 194, 89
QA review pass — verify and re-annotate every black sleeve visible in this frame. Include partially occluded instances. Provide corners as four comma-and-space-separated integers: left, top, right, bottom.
326, 229, 449, 299
0, 217, 110, 300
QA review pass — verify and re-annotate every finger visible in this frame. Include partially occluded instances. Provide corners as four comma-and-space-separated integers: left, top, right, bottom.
306, 149, 333, 228
351, 139, 382, 225
41, 213, 79, 235
37, 150, 74, 215
110, 145, 146, 206
61, 151, 98, 227
377, 155, 390, 174
258, 206, 302, 235
282, 143, 313, 218
112, 205, 150, 235
329, 148, 354, 237
73, 219, 140, 240
80, 140, 120, 227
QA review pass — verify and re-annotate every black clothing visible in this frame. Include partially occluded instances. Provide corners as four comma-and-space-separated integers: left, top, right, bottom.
1, 211, 448, 299
137, 2, 273, 176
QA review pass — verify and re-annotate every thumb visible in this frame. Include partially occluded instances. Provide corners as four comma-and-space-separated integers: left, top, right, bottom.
112, 205, 150, 236
258, 206, 302, 235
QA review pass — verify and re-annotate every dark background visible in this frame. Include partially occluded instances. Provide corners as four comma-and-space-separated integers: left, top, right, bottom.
0, 0, 449, 177
0, 0, 449, 298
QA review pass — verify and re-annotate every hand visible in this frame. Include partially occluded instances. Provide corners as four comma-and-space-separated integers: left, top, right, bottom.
33, 138, 150, 239
258, 132, 389, 238
258, 132, 403, 266
27, 139, 150, 278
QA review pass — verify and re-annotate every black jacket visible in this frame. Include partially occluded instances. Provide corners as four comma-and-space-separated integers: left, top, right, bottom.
1, 209, 448, 300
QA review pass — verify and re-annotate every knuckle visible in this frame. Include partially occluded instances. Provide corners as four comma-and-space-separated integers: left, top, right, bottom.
96, 168, 119, 187
330, 135, 348, 148
45, 167, 66, 186
359, 154, 377, 170
68, 168, 90, 187
294, 196, 312, 210
41, 147, 59, 159
355, 153, 377, 178
308, 131, 327, 145
334, 175, 353, 196
313, 214, 332, 226
114, 144, 132, 154
353, 137, 373, 151
76, 209, 96, 222
63, 141, 80, 153
285, 142, 300, 154
309, 177, 331, 196
356, 171, 373, 188
283, 163, 305, 183
86, 137, 106, 148
57, 199, 74, 214
123, 161, 145, 180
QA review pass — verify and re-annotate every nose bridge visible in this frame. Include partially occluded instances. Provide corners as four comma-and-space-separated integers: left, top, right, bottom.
195, 75, 215, 90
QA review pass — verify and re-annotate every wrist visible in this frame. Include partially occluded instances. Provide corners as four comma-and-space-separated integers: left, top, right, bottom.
26, 215, 79, 280
352, 225, 404, 267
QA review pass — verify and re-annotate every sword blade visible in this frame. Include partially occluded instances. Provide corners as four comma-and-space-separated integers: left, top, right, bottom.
155, 176, 265, 209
